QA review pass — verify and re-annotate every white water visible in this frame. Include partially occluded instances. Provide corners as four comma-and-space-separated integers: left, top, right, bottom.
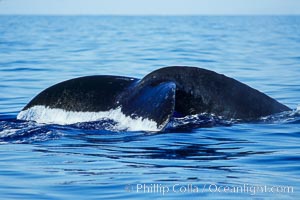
17, 106, 160, 132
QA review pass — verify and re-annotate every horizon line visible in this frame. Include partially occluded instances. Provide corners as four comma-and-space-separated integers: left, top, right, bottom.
1, 13, 300, 16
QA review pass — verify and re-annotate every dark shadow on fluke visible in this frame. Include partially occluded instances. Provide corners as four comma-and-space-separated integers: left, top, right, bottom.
17, 66, 291, 131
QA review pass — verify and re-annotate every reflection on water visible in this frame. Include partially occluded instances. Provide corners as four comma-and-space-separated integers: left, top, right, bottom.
1, 116, 299, 199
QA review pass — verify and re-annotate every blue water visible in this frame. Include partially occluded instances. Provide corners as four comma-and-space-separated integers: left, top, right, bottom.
0, 16, 300, 199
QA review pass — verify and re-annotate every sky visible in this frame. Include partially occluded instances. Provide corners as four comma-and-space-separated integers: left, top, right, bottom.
0, 0, 299, 15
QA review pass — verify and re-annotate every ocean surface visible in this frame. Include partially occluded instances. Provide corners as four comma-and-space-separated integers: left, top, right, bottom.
0, 16, 300, 199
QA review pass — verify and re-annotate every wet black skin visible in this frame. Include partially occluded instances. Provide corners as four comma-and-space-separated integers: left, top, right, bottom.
24, 75, 138, 112
22, 75, 176, 128
21, 66, 291, 128
139, 66, 291, 120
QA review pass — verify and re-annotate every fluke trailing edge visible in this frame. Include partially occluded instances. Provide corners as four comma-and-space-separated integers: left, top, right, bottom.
17, 66, 291, 130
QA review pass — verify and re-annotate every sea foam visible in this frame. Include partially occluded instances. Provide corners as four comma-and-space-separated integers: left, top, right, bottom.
17, 106, 160, 132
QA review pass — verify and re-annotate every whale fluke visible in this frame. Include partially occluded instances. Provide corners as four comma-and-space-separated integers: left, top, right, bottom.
23, 75, 139, 112
17, 66, 291, 131
139, 66, 291, 120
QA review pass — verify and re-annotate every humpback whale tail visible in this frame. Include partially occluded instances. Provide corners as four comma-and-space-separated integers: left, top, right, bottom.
17, 66, 291, 131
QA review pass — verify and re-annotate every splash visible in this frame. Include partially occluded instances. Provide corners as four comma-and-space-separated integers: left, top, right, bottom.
166, 113, 234, 130
260, 107, 300, 124
0, 107, 299, 144
17, 105, 160, 132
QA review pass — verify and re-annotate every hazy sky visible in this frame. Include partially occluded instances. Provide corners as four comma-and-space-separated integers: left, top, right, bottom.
0, 0, 299, 15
